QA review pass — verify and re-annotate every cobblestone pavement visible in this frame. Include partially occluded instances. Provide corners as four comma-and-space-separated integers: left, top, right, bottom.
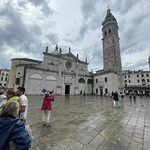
28, 95, 150, 150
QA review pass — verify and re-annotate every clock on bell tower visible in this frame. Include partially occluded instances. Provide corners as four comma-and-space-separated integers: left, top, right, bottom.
102, 8, 122, 74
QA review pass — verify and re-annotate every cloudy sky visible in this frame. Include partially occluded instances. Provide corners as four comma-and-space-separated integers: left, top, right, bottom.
0, 0, 150, 72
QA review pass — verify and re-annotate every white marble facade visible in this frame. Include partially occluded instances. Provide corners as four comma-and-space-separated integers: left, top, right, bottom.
9, 46, 93, 95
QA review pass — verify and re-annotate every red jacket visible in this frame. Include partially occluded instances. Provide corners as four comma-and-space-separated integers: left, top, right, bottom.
41, 95, 54, 110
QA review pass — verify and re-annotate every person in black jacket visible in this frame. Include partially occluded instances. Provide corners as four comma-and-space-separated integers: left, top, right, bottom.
113, 91, 119, 107
0, 101, 31, 150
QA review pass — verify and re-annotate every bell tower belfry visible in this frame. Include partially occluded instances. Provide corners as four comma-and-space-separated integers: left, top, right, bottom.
102, 8, 122, 74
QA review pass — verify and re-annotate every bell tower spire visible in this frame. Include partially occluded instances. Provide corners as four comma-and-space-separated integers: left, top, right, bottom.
102, 8, 122, 74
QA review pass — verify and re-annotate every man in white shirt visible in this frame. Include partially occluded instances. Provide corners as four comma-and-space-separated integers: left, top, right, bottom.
0, 90, 6, 108
16, 87, 28, 123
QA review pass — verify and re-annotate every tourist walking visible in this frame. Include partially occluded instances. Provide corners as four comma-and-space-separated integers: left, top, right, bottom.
119, 92, 124, 106
113, 91, 119, 107
133, 92, 136, 102
129, 91, 132, 101
41, 92, 54, 127
0, 101, 31, 150
16, 87, 28, 124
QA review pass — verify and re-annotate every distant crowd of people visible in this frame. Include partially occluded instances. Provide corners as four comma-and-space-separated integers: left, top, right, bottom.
111, 90, 150, 108
111, 90, 139, 108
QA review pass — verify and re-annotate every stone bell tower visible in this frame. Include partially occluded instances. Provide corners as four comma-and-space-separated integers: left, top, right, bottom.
102, 8, 122, 74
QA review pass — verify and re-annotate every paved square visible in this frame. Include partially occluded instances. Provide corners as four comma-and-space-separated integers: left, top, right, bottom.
28, 95, 150, 150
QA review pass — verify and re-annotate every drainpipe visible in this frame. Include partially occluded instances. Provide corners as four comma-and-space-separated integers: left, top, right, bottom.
22, 65, 26, 87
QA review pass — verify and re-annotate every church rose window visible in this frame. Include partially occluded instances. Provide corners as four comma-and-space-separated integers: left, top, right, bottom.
65, 61, 72, 70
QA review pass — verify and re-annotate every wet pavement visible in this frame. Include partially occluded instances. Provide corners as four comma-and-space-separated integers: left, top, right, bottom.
28, 95, 150, 150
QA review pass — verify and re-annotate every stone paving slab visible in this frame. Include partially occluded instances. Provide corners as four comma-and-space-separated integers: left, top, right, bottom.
27, 95, 150, 150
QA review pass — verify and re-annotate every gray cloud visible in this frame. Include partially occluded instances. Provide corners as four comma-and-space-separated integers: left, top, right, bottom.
0, 56, 11, 69
123, 59, 148, 71
78, 23, 89, 40
29, 0, 45, 6
81, 41, 103, 71
41, 2, 54, 16
0, 0, 55, 58
113, 0, 137, 14
0, 2, 38, 53
46, 33, 58, 45
80, 0, 98, 20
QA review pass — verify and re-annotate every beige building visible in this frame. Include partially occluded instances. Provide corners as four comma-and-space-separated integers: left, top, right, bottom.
0, 68, 10, 89
122, 70, 150, 95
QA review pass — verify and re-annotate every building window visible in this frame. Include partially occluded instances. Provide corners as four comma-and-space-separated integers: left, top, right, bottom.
1, 73, 4, 76
96, 88, 98, 94
0, 83, 2, 86
96, 79, 98, 83
87, 79, 93, 84
142, 79, 145, 82
105, 77, 107, 82
147, 74, 149, 77
124, 80, 127, 83
104, 31, 107, 36
78, 78, 85, 83
1, 77, 3, 81
137, 74, 139, 77
124, 75, 126, 78
142, 74, 144, 77
4, 83, 6, 86
125, 84, 127, 87
16, 78, 20, 85
108, 29, 111, 34
129, 80, 131, 83
6, 73, 8, 76
147, 79, 149, 82
105, 88, 108, 94
128, 75, 130, 78
137, 79, 140, 83
5, 78, 7, 81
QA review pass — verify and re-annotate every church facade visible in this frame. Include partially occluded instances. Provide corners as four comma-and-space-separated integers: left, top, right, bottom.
8, 9, 123, 95
8, 46, 93, 95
